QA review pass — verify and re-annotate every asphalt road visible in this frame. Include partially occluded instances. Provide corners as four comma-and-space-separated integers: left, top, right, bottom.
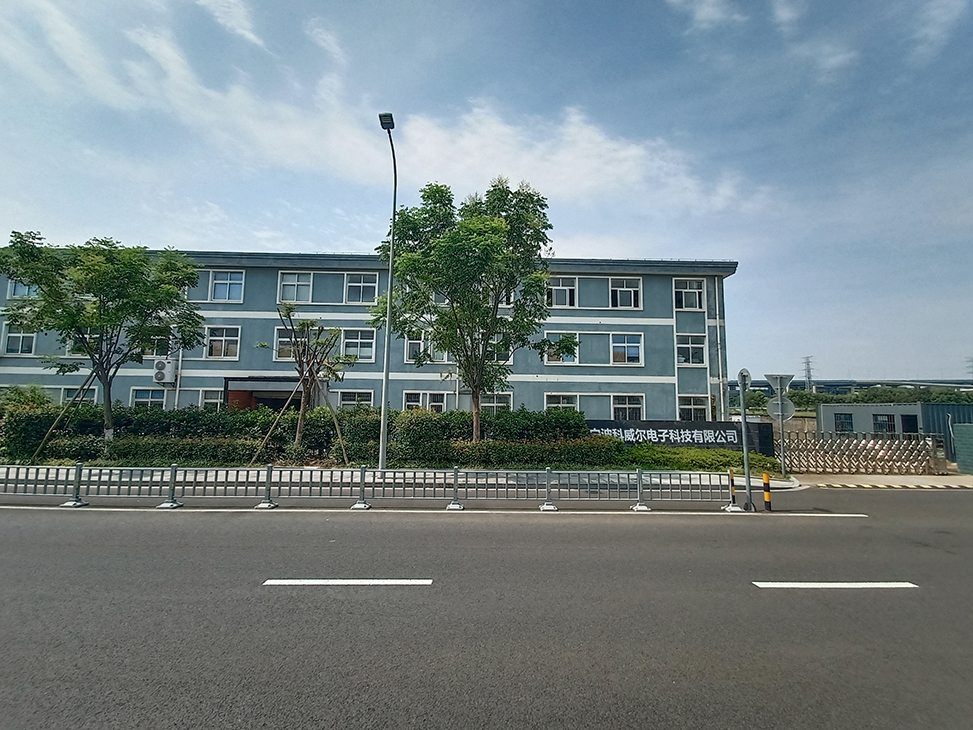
1, 489, 971, 730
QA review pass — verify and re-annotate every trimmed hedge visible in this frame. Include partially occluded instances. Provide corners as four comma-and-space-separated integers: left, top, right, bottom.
44, 435, 270, 466
625, 444, 780, 474
449, 436, 625, 468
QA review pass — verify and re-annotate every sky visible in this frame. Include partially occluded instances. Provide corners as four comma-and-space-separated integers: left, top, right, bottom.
1, 0, 971, 382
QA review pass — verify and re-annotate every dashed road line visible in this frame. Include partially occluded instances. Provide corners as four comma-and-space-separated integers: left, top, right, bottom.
812, 484, 973, 490
753, 581, 918, 589
263, 579, 433, 586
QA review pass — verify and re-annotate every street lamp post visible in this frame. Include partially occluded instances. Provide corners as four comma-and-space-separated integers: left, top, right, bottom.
377, 112, 396, 470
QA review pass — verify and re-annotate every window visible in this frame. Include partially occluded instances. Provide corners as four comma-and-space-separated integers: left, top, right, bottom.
280, 272, 311, 302
611, 334, 642, 364
343, 329, 375, 362
339, 391, 372, 409
346, 273, 378, 304
4, 326, 34, 355
61, 387, 96, 404
678, 396, 709, 422
403, 392, 447, 412
872, 414, 896, 434
613, 395, 643, 421
545, 332, 577, 364
486, 333, 511, 363
8, 281, 37, 298
676, 335, 706, 365
406, 333, 447, 363
901, 414, 919, 433
143, 334, 171, 358
610, 278, 641, 308
70, 328, 101, 356
211, 271, 244, 302
274, 328, 297, 360
201, 390, 224, 411
546, 394, 578, 411
546, 277, 576, 307
834, 413, 854, 433
206, 326, 240, 359
132, 389, 165, 409
480, 393, 512, 415
674, 279, 704, 310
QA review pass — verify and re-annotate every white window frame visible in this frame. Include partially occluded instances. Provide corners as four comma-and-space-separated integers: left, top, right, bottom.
405, 332, 448, 364
486, 333, 513, 364
3, 323, 35, 356
544, 331, 580, 365
142, 333, 172, 358
545, 393, 579, 411
610, 333, 643, 366
676, 334, 706, 366
47, 385, 98, 405
610, 278, 641, 309
132, 388, 166, 409
546, 277, 577, 308
200, 389, 224, 411
674, 279, 705, 311
678, 395, 709, 422
68, 328, 101, 357
342, 329, 376, 363
7, 280, 37, 299
337, 390, 373, 409
278, 271, 312, 303
273, 327, 298, 361
205, 326, 240, 360
480, 393, 513, 415
345, 273, 379, 304
612, 395, 644, 421
834, 413, 854, 433
403, 391, 448, 412
210, 270, 245, 303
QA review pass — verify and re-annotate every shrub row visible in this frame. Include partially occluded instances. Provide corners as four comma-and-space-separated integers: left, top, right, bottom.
45, 435, 267, 466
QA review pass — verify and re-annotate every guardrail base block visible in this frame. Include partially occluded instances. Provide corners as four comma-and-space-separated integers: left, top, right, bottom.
156, 499, 183, 509
631, 503, 651, 512
445, 501, 465, 511
254, 500, 278, 510
350, 500, 371, 510
60, 497, 88, 508
722, 504, 745, 512
539, 502, 558, 511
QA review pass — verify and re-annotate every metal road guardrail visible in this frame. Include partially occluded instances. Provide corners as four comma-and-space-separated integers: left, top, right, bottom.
0, 463, 733, 511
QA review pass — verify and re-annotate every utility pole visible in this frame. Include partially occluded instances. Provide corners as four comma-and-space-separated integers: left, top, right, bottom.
803, 356, 814, 393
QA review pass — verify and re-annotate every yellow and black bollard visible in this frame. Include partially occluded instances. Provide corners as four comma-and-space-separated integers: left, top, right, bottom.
763, 472, 772, 512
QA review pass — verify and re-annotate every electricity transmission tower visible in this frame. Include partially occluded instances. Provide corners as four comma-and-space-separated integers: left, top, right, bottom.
803, 356, 814, 393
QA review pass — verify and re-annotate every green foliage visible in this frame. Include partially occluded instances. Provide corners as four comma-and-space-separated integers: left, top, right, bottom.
449, 436, 625, 469
331, 407, 385, 463
0, 232, 204, 437
104, 437, 268, 466
0, 385, 52, 415
373, 178, 575, 440
625, 444, 780, 474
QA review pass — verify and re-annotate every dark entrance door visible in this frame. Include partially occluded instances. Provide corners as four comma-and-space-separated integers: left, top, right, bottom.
901, 414, 919, 433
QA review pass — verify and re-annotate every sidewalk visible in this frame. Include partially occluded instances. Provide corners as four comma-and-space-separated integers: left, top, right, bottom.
792, 472, 973, 488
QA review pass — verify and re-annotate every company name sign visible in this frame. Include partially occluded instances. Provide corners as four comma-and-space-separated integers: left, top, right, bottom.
586, 420, 748, 449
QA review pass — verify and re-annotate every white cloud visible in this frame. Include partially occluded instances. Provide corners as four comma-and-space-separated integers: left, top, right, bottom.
666, 0, 746, 30
770, 0, 806, 33
910, 0, 968, 66
791, 39, 859, 82
195, 0, 265, 48
305, 18, 346, 67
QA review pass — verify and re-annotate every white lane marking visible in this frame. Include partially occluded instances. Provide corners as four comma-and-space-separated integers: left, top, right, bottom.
753, 582, 917, 589
263, 579, 433, 586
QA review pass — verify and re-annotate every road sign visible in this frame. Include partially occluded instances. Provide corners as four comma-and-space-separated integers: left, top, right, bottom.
764, 374, 794, 394
767, 397, 796, 421
738, 368, 751, 390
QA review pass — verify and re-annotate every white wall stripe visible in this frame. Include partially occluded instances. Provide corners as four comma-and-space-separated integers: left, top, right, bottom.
752, 582, 917, 589
263, 579, 433, 586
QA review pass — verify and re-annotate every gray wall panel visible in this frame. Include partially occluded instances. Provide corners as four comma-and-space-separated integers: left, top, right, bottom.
578, 278, 609, 308
677, 367, 709, 394
312, 273, 344, 303
642, 277, 673, 317
675, 311, 706, 334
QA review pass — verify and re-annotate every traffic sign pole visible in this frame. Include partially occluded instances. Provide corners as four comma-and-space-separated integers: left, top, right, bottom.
764, 374, 795, 478
738, 369, 753, 510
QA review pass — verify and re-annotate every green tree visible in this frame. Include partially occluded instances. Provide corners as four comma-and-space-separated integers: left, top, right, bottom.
0, 384, 52, 415
373, 179, 576, 441
0, 232, 204, 442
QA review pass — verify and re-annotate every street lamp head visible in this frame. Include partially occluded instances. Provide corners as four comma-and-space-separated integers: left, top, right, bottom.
378, 112, 394, 130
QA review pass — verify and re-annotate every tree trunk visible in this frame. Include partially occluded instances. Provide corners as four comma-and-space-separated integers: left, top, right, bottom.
101, 373, 114, 443
295, 378, 308, 447
471, 389, 481, 443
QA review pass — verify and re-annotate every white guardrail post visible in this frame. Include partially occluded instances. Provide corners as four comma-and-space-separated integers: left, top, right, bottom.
446, 466, 464, 510
539, 467, 558, 511
351, 466, 371, 510
631, 467, 650, 511
254, 464, 278, 509
157, 464, 184, 509
722, 469, 744, 512
60, 461, 88, 508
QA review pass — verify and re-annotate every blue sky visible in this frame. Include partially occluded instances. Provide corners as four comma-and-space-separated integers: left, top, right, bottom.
1, 0, 971, 381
